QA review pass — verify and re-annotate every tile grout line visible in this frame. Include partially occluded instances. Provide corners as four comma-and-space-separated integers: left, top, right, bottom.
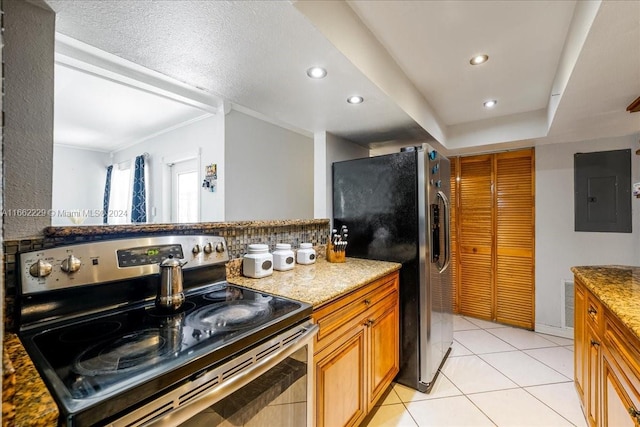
458, 316, 577, 427
476, 349, 574, 386
461, 393, 500, 427
521, 348, 574, 381
520, 384, 583, 427
484, 327, 562, 350
462, 316, 575, 382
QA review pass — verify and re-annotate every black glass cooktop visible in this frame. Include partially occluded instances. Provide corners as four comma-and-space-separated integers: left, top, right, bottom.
19, 283, 311, 424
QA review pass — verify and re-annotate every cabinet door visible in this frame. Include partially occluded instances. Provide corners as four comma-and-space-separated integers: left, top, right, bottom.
315, 327, 366, 427
588, 326, 601, 427
366, 300, 399, 408
575, 282, 587, 407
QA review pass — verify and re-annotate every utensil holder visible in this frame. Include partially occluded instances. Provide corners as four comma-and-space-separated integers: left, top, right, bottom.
326, 241, 346, 263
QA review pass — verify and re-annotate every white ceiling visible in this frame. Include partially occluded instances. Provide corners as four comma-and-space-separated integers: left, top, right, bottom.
347, 0, 577, 126
45, 0, 640, 154
54, 63, 211, 151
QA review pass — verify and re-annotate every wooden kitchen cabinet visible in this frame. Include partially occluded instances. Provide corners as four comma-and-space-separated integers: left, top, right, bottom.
574, 277, 640, 426
315, 326, 366, 427
312, 271, 399, 427
587, 324, 601, 427
575, 282, 586, 404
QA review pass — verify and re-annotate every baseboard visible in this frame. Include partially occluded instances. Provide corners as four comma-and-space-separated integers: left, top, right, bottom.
535, 323, 574, 339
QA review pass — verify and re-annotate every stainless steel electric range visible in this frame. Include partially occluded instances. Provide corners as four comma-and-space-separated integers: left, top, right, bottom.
17, 235, 316, 426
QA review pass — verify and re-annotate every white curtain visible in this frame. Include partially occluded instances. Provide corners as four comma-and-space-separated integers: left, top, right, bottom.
105, 155, 150, 224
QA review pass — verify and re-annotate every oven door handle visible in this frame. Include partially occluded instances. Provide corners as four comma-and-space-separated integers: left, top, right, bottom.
114, 322, 318, 427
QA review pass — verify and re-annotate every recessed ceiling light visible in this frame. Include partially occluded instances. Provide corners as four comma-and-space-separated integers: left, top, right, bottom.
470, 54, 489, 65
306, 67, 327, 79
483, 99, 497, 108
347, 95, 364, 104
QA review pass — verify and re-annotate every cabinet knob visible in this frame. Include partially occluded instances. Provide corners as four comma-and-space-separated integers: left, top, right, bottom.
588, 307, 597, 315
590, 339, 600, 347
364, 299, 371, 306
628, 407, 640, 422
363, 319, 374, 327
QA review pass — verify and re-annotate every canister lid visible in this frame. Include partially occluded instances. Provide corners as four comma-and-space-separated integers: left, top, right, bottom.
275, 243, 292, 250
299, 243, 313, 249
247, 244, 269, 254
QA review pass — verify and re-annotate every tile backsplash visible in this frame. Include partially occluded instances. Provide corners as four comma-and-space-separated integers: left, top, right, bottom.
3, 219, 330, 331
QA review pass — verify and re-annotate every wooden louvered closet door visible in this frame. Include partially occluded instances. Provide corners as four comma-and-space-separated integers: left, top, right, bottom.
495, 150, 535, 329
451, 149, 535, 329
457, 155, 494, 321
450, 160, 459, 313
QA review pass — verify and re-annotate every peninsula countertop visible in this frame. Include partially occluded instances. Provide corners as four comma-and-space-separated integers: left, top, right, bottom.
571, 265, 640, 341
227, 257, 402, 308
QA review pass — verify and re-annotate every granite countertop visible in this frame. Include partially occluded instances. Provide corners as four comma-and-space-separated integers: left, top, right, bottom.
3, 334, 58, 426
228, 258, 402, 308
571, 265, 640, 341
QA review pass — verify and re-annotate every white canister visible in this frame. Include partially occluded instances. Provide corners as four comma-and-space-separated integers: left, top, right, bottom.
296, 243, 316, 265
243, 244, 273, 278
273, 243, 295, 271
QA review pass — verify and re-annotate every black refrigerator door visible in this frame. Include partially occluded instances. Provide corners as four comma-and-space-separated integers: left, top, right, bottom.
332, 151, 419, 264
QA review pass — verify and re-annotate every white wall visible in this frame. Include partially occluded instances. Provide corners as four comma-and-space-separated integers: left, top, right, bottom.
112, 114, 224, 223
535, 134, 640, 333
324, 132, 370, 220
51, 146, 111, 225
4, 0, 55, 239
225, 110, 313, 221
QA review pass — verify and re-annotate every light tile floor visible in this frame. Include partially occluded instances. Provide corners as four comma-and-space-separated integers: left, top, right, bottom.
362, 315, 586, 427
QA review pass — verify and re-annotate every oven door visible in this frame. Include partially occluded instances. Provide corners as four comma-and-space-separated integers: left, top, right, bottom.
109, 322, 317, 427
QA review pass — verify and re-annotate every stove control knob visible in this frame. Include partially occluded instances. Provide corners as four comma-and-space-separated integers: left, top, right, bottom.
61, 255, 81, 274
192, 244, 201, 254
29, 260, 52, 278
203, 243, 213, 254
215, 242, 225, 253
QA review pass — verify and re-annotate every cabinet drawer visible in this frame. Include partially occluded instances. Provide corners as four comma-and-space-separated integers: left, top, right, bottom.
586, 293, 603, 333
312, 272, 399, 354
603, 315, 640, 397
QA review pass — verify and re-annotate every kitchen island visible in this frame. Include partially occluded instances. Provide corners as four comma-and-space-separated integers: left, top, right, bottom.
572, 265, 640, 427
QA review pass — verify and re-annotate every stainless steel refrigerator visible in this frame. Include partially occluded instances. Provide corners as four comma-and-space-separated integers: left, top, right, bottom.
332, 145, 453, 393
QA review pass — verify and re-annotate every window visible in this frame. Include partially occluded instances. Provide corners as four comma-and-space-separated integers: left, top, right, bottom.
108, 165, 131, 225
171, 159, 199, 223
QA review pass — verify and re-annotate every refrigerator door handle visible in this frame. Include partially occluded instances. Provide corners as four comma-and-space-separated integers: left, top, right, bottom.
436, 190, 451, 273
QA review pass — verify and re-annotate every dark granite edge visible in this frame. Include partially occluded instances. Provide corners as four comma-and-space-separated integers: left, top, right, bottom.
44, 219, 330, 237
4, 334, 58, 426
